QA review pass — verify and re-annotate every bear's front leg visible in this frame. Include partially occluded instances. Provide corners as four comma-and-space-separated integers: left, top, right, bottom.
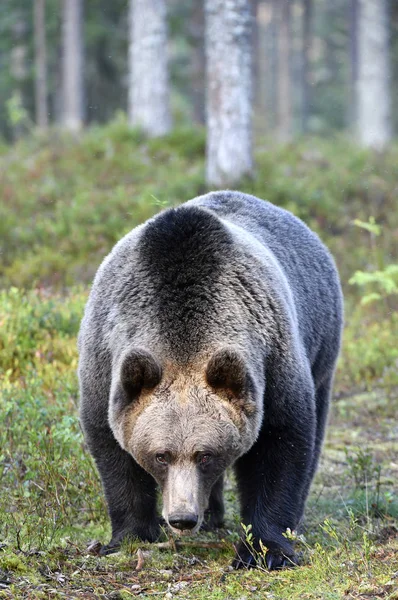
82, 421, 160, 554
202, 476, 224, 531
233, 406, 315, 570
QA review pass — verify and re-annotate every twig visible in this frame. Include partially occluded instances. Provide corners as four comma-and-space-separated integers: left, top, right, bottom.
154, 540, 227, 551
135, 548, 145, 571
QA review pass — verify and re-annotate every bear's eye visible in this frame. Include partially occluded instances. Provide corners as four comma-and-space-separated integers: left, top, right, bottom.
198, 453, 212, 466
155, 453, 168, 466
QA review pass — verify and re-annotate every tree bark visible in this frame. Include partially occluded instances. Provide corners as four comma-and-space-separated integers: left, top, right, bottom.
254, 1, 273, 136
190, 0, 206, 125
62, 0, 84, 131
357, 0, 391, 149
205, 0, 253, 186
9, 15, 28, 140
34, 0, 48, 129
301, 0, 313, 133
348, 0, 358, 131
128, 0, 172, 137
275, 0, 292, 142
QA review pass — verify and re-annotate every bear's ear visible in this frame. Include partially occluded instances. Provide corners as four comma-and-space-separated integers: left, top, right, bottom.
120, 348, 162, 401
206, 348, 251, 399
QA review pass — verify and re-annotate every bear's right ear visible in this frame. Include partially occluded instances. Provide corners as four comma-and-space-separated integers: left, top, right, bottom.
119, 348, 162, 403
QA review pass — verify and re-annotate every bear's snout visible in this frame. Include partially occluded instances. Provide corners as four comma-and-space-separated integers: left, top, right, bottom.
168, 512, 198, 531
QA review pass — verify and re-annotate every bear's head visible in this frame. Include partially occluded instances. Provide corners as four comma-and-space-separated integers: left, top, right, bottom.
109, 347, 263, 534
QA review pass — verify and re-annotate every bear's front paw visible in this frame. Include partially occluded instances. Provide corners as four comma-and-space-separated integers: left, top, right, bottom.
201, 508, 225, 531
100, 520, 161, 555
232, 539, 297, 570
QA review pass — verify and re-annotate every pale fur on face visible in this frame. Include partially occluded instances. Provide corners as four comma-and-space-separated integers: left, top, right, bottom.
111, 373, 257, 533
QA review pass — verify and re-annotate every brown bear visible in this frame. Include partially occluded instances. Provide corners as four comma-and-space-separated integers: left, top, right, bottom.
78, 191, 343, 569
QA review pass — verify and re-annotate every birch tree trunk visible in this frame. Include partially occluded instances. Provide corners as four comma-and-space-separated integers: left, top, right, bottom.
254, 1, 272, 135
128, 0, 171, 137
205, 0, 253, 187
62, 0, 84, 131
357, 0, 391, 149
10, 15, 28, 139
301, 0, 313, 133
190, 0, 206, 125
34, 0, 48, 129
275, 0, 292, 142
348, 0, 359, 131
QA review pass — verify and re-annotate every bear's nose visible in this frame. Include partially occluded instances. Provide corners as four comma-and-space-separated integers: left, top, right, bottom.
168, 513, 198, 530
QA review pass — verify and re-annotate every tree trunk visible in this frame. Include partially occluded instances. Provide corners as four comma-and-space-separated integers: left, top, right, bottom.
348, 0, 358, 131
190, 0, 206, 125
205, 0, 253, 187
254, 1, 273, 136
275, 0, 292, 142
128, 0, 171, 137
301, 0, 313, 133
34, 0, 48, 129
62, 0, 84, 131
10, 15, 28, 140
357, 0, 391, 149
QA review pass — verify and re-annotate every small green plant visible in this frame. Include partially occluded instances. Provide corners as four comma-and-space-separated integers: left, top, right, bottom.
349, 218, 398, 307
349, 265, 398, 306
344, 447, 382, 490
240, 523, 268, 569
6, 91, 34, 134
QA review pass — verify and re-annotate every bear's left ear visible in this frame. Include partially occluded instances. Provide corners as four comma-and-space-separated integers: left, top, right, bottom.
206, 348, 255, 410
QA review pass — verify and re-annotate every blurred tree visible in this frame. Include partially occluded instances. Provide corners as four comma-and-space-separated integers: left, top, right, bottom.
301, 0, 313, 133
275, 0, 292, 141
254, 1, 272, 136
84, 0, 128, 125
357, 0, 391, 149
7, 4, 30, 139
62, 0, 84, 131
205, 0, 253, 185
128, 0, 171, 136
190, 0, 205, 125
310, 0, 348, 133
0, 0, 397, 141
348, 0, 358, 131
34, 0, 48, 129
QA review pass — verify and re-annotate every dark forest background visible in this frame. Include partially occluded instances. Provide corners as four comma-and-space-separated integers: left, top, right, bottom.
1, 0, 397, 139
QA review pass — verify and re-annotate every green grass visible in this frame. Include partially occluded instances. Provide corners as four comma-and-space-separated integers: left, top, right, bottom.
0, 270, 397, 600
0, 122, 397, 598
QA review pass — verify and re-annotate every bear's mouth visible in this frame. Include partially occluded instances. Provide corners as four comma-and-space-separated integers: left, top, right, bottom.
168, 523, 201, 536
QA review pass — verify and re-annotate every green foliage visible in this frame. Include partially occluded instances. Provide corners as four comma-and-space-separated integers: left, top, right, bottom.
6, 91, 32, 130
338, 312, 398, 393
0, 120, 206, 288
345, 446, 382, 490
0, 287, 85, 383
0, 375, 105, 554
1, 126, 398, 293
336, 218, 398, 393
349, 218, 398, 306
0, 127, 397, 596
349, 265, 398, 305
351, 217, 381, 237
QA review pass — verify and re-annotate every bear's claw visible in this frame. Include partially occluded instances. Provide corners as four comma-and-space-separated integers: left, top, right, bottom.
232, 541, 297, 570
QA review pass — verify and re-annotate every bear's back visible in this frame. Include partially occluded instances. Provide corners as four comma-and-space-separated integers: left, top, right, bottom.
187, 191, 343, 365
81, 191, 342, 372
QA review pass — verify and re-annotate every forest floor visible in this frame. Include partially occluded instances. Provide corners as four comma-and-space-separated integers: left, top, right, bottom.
0, 126, 397, 598
0, 369, 397, 599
